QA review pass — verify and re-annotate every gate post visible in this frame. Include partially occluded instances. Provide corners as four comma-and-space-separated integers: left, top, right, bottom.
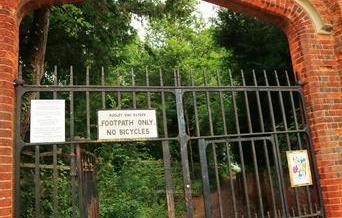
0, 1, 19, 217
175, 89, 193, 217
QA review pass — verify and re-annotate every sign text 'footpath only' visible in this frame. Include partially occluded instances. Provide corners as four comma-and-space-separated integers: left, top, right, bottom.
97, 110, 158, 140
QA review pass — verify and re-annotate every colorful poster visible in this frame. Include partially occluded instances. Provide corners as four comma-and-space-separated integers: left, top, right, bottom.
286, 150, 313, 187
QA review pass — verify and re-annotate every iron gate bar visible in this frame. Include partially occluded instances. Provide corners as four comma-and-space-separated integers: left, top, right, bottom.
303, 126, 326, 217
14, 66, 22, 218
229, 70, 252, 218
190, 71, 201, 137
252, 70, 277, 217
52, 66, 58, 217
131, 68, 137, 109
205, 135, 290, 217
275, 70, 302, 216
70, 66, 78, 218
16, 130, 312, 147
15, 66, 325, 218
199, 136, 276, 218
176, 87, 193, 217
217, 71, 237, 217
225, 141, 238, 218
263, 71, 289, 216
285, 71, 314, 214
204, 72, 224, 218
34, 145, 40, 218
86, 67, 91, 139
198, 139, 211, 218
34, 71, 41, 218
101, 67, 105, 109
291, 213, 322, 218
76, 145, 85, 218
16, 137, 179, 147
146, 67, 152, 109
15, 85, 303, 92
160, 69, 176, 218
241, 70, 264, 218
299, 80, 326, 217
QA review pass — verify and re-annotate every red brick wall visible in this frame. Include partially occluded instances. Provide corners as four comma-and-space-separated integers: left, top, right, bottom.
0, 1, 18, 217
0, 0, 340, 217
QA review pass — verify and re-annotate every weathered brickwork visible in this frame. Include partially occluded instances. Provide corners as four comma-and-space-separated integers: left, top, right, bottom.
0, 0, 340, 217
0, 1, 18, 217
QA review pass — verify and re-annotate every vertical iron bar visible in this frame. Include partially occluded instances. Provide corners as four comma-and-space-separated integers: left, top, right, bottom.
53, 66, 58, 98
190, 71, 200, 137
199, 139, 211, 218
185, 109, 195, 179
160, 69, 175, 218
131, 68, 136, 109
217, 71, 228, 134
303, 205, 307, 215
264, 71, 289, 216
35, 145, 40, 218
76, 145, 84, 218
146, 67, 151, 109
101, 67, 105, 109
52, 66, 58, 217
274, 71, 301, 216
177, 69, 181, 87
162, 141, 175, 218
252, 71, 277, 216
15, 64, 23, 218
175, 88, 193, 217
222, 72, 238, 218
270, 134, 286, 218
241, 70, 264, 218
204, 72, 223, 218
86, 67, 91, 139
300, 100, 326, 217
15, 148, 21, 218
225, 142, 238, 218
35, 68, 40, 218
69, 66, 77, 218
229, 70, 251, 218
285, 71, 314, 214
292, 207, 296, 216
186, 72, 195, 179
117, 70, 121, 109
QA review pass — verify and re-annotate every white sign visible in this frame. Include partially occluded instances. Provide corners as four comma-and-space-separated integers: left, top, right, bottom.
98, 110, 158, 140
30, 100, 65, 143
286, 150, 313, 187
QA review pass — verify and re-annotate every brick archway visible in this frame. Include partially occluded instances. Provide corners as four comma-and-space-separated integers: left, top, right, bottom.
0, 0, 340, 217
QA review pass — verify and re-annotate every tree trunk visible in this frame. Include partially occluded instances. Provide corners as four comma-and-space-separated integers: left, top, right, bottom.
21, 7, 50, 140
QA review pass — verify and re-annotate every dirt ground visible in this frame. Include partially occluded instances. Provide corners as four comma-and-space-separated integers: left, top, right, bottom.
192, 179, 247, 218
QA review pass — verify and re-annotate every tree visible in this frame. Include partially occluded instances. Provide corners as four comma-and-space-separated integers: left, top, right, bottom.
19, 0, 193, 139
19, 7, 50, 138
214, 10, 292, 73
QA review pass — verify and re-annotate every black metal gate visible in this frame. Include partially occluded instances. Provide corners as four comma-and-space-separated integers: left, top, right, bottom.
14, 66, 324, 217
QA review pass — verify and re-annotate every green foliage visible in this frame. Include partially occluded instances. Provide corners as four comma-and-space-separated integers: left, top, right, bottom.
19, 0, 201, 72
96, 144, 167, 218
214, 10, 292, 72
20, 165, 73, 218
112, 8, 232, 88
